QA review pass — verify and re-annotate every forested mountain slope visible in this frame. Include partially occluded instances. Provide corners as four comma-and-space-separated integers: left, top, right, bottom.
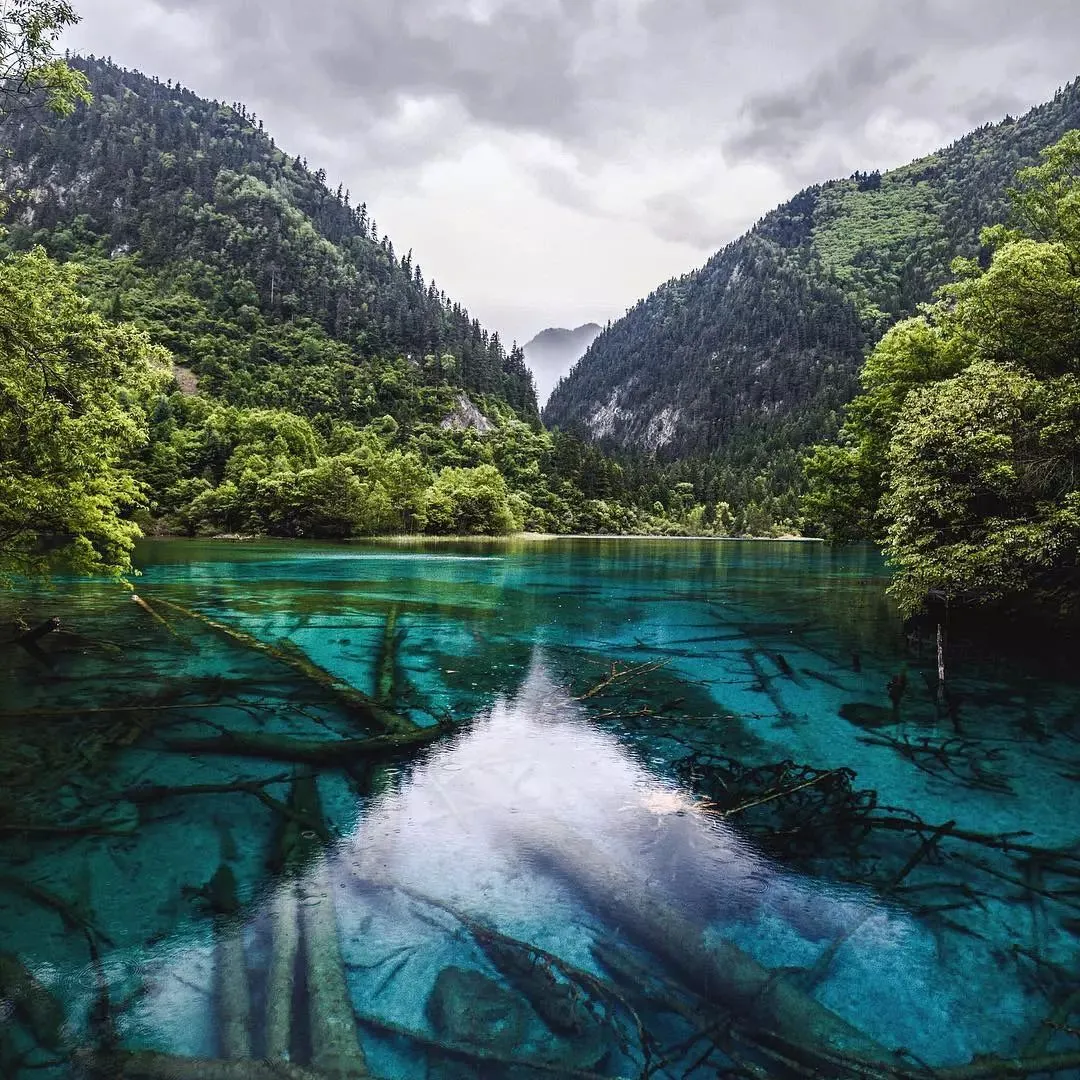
0, 55, 674, 540
0, 55, 537, 420
544, 77, 1080, 529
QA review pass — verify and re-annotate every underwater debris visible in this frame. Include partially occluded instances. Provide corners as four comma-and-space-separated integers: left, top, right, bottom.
72, 1049, 335, 1078
301, 850, 371, 1076
857, 732, 1013, 794
0, 617, 61, 651
130, 595, 181, 640
886, 665, 908, 711
151, 596, 419, 737
121, 775, 329, 842
354, 880, 639, 1073
0, 952, 66, 1050
426, 965, 530, 1053
162, 725, 453, 766
372, 605, 401, 706
838, 702, 898, 730
516, 821, 911, 1071
271, 776, 371, 1077
0, 873, 113, 947
211, 871, 252, 1059
354, 1009, 614, 1080
672, 755, 877, 867
573, 659, 668, 702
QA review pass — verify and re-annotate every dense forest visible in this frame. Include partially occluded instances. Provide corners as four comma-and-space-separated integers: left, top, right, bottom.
6, 9, 1080, 621
545, 79, 1080, 534
0, 52, 736, 578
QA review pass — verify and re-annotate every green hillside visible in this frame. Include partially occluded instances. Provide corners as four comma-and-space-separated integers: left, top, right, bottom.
543, 79, 1080, 533
0, 56, 676, 543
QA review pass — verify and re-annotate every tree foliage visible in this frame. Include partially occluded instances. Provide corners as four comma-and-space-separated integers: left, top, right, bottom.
0, 56, 537, 418
0, 1, 90, 122
0, 48, 784, 550
0, 247, 168, 580
806, 131, 1080, 617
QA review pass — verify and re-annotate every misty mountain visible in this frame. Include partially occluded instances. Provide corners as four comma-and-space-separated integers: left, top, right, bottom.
524, 322, 602, 405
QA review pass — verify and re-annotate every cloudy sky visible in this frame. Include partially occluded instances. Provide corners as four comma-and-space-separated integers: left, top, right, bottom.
62, 1, 1080, 357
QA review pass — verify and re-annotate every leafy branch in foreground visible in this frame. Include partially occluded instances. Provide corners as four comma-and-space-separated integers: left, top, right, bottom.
0, 1, 90, 122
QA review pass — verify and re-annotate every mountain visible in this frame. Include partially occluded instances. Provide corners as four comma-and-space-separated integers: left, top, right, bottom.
543, 78, 1080, 530
523, 322, 602, 405
0, 54, 705, 540
1, 55, 538, 422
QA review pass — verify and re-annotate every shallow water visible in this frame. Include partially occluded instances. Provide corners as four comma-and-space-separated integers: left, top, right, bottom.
1, 537, 1079, 1078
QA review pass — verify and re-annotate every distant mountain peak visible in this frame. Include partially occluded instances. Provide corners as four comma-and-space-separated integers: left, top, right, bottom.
523, 322, 603, 406
527, 322, 602, 346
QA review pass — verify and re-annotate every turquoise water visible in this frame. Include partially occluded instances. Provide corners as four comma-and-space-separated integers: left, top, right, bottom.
1, 538, 1079, 1078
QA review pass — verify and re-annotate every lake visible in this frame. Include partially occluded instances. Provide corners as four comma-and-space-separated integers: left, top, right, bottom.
1, 537, 1079, 1079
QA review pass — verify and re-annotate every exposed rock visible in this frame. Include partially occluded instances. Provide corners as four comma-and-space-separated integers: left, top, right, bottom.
439, 393, 494, 434
643, 405, 680, 450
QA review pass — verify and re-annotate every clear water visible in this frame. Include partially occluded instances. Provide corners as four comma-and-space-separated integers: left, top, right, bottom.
2, 538, 1079, 1078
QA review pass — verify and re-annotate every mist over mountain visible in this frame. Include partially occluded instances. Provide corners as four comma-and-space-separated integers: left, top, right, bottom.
523, 322, 602, 406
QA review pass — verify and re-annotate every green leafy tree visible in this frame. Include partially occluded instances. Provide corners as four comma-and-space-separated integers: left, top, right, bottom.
0, 248, 169, 580
0, 2, 90, 124
423, 465, 522, 535
884, 361, 1080, 615
809, 130, 1080, 617
802, 317, 960, 539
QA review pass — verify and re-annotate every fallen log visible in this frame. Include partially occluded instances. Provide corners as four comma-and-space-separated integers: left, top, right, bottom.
373, 605, 399, 705
1, 616, 61, 649
867, 815, 1080, 862
264, 883, 300, 1062
299, 852, 371, 1077
365, 880, 625, 1067
0, 819, 134, 839
162, 726, 451, 767
216, 924, 251, 1058
930, 1051, 1080, 1079
266, 776, 371, 1076
130, 595, 181, 639
354, 1010, 613, 1080
0, 952, 66, 1049
1022, 985, 1080, 1058
0, 873, 113, 946
120, 776, 330, 842
71, 1049, 337, 1079
266, 775, 322, 1060
516, 824, 910, 1071
804, 820, 957, 990
150, 597, 418, 737
209, 865, 252, 1059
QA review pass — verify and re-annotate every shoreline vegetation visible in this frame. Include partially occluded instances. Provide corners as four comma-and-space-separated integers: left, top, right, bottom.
803, 133, 1080, 625
167, 532, 822, 544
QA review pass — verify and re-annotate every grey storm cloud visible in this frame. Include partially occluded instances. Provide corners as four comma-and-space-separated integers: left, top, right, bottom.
723, 46, 919, 165
154, 0, 594, 135
72, 0, 1080, 181
61, 0, 1080, 346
